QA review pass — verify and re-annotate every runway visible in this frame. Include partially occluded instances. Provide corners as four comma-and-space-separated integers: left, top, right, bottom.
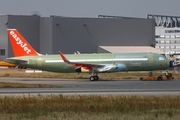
0, 77, 180, 96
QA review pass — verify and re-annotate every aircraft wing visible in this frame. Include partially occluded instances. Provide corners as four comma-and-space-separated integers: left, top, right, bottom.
59, 52, 125, 72
59, 52, 104, 69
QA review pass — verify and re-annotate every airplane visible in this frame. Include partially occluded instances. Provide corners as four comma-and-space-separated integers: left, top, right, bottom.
5, 29, 173, 81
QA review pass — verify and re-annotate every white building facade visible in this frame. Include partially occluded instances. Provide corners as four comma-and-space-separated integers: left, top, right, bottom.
147, 15, 180, 55
156, 28, 180, 54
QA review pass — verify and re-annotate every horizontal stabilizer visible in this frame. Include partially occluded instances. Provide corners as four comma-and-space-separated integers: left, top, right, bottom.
5, 58, 28, 65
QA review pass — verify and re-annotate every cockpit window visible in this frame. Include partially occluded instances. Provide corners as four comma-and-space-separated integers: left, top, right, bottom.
159, 56, 167, 60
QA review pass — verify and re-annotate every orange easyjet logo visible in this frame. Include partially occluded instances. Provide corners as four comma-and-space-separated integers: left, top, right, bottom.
10, 30, 31, 54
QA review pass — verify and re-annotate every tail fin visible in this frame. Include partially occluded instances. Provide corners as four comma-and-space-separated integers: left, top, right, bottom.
7, 29, 39, 57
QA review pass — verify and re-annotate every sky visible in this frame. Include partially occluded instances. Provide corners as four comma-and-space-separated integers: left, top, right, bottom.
0, 0, 180, 18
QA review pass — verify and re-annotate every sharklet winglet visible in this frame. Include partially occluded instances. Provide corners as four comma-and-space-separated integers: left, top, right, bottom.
59, 52, 70, 63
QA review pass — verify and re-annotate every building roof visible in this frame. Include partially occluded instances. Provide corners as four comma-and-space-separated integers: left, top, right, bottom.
99, 46, 164, 54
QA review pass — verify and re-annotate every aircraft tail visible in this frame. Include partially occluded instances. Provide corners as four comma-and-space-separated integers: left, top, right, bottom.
7, 29, 39, 57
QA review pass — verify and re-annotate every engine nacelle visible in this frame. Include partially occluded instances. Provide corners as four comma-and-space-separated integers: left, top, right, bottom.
75, 67, 90, 73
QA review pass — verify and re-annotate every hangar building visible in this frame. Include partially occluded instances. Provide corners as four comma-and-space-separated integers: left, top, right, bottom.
0, 15, 155, 60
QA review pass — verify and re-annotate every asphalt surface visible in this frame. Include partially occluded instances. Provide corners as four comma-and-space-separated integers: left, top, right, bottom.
0, 77, 180, 96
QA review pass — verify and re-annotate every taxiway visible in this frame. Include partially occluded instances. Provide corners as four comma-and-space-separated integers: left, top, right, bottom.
0, 77, 179, 95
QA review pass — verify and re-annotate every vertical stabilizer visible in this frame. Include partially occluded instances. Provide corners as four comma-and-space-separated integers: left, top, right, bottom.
7, 29, 39, 57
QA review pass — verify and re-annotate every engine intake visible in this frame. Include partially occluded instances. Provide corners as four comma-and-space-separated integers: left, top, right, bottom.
75, 67, 90, 73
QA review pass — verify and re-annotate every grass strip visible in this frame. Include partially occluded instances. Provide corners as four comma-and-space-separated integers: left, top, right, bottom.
0, 82, 60, 88
0, 95, 179, 119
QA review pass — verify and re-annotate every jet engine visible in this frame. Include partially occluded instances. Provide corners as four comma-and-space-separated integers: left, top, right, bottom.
75, 67, 90, 73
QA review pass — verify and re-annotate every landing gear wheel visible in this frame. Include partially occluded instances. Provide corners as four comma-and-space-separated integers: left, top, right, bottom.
90, 76, 95, 81
157, 76, 162, 81
94, 76, 99, 81
89, 76, 99, 81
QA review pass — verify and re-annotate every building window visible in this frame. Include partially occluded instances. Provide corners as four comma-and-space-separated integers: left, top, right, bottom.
171, 41, 175, 43
155, 35, 160, 38
175, 30, 180, 33
0, 49, 5, 56
165, 30, 180, 33
165, 36, 170, 38
160, 35, 165, 38
176, 35, 180, 38
171, 35, 175, 38
161, 41, 164, 43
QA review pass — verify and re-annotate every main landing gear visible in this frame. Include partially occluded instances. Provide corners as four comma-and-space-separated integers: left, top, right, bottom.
89, 70, 99, 81
90, 75, 99, 81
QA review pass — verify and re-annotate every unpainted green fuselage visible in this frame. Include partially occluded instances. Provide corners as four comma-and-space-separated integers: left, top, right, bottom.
6, 52, 170, 73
